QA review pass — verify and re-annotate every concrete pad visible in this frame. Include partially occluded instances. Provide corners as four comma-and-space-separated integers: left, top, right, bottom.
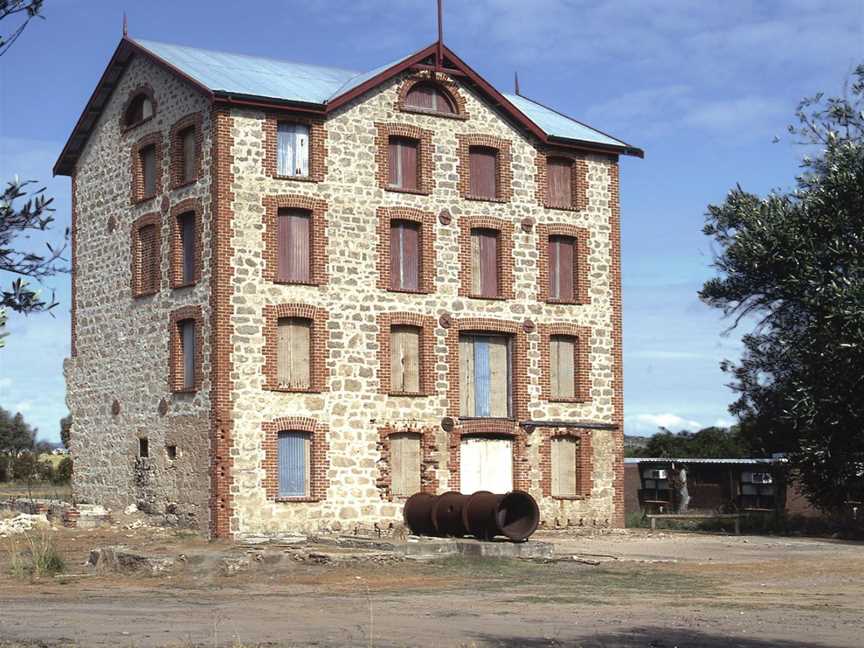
401, 537, 553, 559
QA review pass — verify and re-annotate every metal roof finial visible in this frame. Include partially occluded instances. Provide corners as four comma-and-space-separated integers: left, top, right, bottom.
436, 0, 443, 70
514, 71, 520, 96
123, 12, 128, 37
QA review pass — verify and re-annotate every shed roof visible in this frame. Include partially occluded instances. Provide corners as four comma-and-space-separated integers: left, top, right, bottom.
624, 458, 781, 465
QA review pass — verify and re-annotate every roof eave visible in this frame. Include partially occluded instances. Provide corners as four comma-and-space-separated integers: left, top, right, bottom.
212, 91, 326, 114
547, 135, 644, 159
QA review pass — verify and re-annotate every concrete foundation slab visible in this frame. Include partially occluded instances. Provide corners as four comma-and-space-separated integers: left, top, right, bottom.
401, 537, 553, 559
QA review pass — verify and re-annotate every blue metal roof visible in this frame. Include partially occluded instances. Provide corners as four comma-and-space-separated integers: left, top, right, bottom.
504, 93, 629, 148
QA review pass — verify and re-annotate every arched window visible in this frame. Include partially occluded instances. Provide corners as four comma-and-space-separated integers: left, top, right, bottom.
405, 82, 455, 115
124, 93, 154, 127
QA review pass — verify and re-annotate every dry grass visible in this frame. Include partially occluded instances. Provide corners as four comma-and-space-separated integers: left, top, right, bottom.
7, 530, 65, 578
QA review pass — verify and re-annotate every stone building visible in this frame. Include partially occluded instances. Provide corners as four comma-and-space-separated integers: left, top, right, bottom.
55, 33, 642, 538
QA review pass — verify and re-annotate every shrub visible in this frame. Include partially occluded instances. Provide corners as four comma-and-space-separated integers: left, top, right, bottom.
36, 460, 55, 482
8, 531, 65, 578
11, 452, 36, 481
0, 456, 9, 482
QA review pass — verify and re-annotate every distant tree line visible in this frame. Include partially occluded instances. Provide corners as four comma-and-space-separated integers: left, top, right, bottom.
0, 406, 71, 485
627, 426, 754, 459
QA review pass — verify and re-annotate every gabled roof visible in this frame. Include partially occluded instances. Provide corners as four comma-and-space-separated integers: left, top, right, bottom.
54, 37, 643, 176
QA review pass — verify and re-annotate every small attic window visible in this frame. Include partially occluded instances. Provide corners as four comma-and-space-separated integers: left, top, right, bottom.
125, 93, 154, 127
405, 82, 455, 115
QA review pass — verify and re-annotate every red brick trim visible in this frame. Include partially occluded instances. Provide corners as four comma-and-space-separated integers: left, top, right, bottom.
538, 427, 594, 498
377, 312, 436, 396
169, 112, 204, 190
446, 420, 530, 491
374, 123, 435, 195
262, 194, 328, 286
376, 426, 439, 501
262, 303, 329, 393
209, 108, 236, 538
120, 84, 157, 132
70, 174, 78, 357
538, 323, 592, 403
169, 198, 203, 289
263, 113, 327, 183
130, 212, 161, 298
262, 417, 329, 502
168, 305, 204, 394
376, 207, 436, 294
609, 161, 625, 528
445, 318, 528, 419
537, 224, 591, 305
458, 216, 515, 300
456, 134, 512, 203
130, 132, 163, 204
395, 73, 469, 120
534, 151, 589, 211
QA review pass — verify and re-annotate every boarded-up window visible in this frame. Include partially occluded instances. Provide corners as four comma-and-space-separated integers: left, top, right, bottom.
551, 436, 578, 496
277, 208, 310, 283
277, 431, 311, 497
388, 137, 418, 190
277, 123, 310, 177
459, 437, 513, 494
459, 334, 511, 417
276, 317, 311, 390
180, 127, 196, 183
178, 211, 196, 284
390, 325, 420, 393
141, 145, 157, 197
179, 319, 196, 390
550, 335, 576, 400
390, 432, 421, 497
548, 235, 575, 301
547, 157, 573, 207
405, 83, 455, 114
390, 220, 420, 291
469, 146, 497, 199
470, 228, 499, 297
138, 223, 158, 293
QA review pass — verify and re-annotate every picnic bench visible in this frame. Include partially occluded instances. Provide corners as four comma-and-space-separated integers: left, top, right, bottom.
647, 513, 741, 535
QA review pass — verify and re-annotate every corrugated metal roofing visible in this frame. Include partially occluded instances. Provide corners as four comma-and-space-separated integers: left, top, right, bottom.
624, 458, 781, 465
504, 93, 628, 148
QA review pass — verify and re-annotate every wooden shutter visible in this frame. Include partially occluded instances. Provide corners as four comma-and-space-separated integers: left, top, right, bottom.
390, 432, 421, 497
181, 128, 196, 183
181, 319, 196, 390
469, 146, 497, 199
547, 158, 573, 207
141, 146, 156, 197
278, 431, 309, 497
471, 229, 499, 297
459, 335, 475, 416
460, 334, 510, 417
390, 325, 420, 393
549, 236, 575, 301
407, 84, 435, 110
550, 335, 576, 399
390, 220, 420, 291
551, 436, 578, 497
388, 138, 400, 186
141, 97, 153, 120
179, 212, 195, 284
460, 437, 513, 494
277, 318, 311, 390
139, 224, 157, 292
277, 209, 310, 283
487, 337, 510, 417
388, 137, 418, 190
277, 123, 295, 176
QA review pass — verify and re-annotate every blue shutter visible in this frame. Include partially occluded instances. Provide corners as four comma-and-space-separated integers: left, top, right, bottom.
473, 337, 491, 417
278, 431, 307, 497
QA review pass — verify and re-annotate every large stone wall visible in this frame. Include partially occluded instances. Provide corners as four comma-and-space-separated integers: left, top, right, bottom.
65, 54, 214, 532
224, 70, 621, 536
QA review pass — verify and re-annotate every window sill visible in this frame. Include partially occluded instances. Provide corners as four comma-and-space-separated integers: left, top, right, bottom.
399, 106, 467, 121
268, 386, 323, 394
131, 194, 158, 206
388, 391, 431, 398
548, 397, 590, 404
122, 116, 155, 134
132, 289, 159, 299
545, 298, 585, 306
272, 174, 318, 183
385, 185, 430, 196
543, 202, 581, 212
275, 496, 321, 503
171, 178, 199, 191
171, 388, 198, 395
386, 286, 430, 295
171, 282, 198, 290
551, 495, 587, 501
464, 194, 507, 204
467, 293, 508, 301
273, 279, 322, 287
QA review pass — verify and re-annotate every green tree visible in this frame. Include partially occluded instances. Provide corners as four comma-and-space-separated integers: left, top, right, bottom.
59, 414, 71, 449
632, 426, 750, 459
0, 406, 36, 454
700, 65, 864, 512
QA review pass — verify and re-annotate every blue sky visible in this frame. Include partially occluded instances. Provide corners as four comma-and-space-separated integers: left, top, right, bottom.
0, 1, 861, 443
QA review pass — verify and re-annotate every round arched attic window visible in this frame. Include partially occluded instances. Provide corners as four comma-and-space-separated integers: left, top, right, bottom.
124, 93, 154, 127
405, 82, 456, 115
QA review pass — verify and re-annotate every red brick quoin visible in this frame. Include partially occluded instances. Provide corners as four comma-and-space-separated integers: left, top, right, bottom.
262, 194, 328, 286
537, 224, 591, 305
262, 417, 330, 502
262, 303, 329, 393
538, 427, 594, 498
376, 207, 437, 294
376, 426, 440, 501
377, 312, 436, 396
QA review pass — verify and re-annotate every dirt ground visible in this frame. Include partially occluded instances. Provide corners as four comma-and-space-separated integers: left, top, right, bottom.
0, 521, 861, 648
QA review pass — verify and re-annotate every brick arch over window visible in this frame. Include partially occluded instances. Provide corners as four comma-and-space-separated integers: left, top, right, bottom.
445, 419, 530, 492
538, 323, 592, 403
456, 134, 512, 203
373, 123, 435, 195
262, 303, 329, 393
262, 416, 330, 502
262, 194, 328, 285
169, 112, 204, 189
539, 428, 594, 498
458, 215, 514, 300
377, 312, 436, 396
534, 150, 589, 211
445, 317, 528, 420
130, 132, 164, 204
396, 74, 469, 119
537, 224, 591, 305
169, 198, 203, 288
120, 84, 157, 132
376, 425, 440, 501
376, 207, 436, 294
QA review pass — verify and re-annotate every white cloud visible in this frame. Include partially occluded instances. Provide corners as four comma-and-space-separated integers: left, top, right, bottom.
629, 350, 706, 360
627, 413, 703, 436
0, 377, 11, 390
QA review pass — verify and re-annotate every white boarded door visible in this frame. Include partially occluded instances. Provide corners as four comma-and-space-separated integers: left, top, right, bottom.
459, 437, 513, 494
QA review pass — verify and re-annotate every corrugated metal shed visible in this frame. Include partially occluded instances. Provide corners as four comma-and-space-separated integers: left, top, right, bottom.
624, 457, 781, 465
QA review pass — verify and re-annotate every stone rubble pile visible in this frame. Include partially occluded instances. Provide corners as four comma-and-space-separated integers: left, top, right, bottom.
0, 513, 51, 537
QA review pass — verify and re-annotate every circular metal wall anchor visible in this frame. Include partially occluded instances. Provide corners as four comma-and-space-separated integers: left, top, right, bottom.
440, 416, 455, 432
438, 312, 452, 329
438, 209, 452, 225
158, 398, 169, 416
520, 216, 535, 232
522, 319, 536, 333
111, 399, 121, 416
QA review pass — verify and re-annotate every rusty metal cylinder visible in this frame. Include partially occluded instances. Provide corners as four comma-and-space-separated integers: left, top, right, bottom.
403, 490, 540, 542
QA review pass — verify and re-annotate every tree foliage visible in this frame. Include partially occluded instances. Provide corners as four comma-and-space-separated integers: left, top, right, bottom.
0, 1, 44, 56
0, 405, 36, 454
59, 414, 71, 449
630, 426, 751, 459
700, 64, 864, 511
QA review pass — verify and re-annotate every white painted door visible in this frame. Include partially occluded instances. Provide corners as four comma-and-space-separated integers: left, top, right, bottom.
459, 437, 513, 494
